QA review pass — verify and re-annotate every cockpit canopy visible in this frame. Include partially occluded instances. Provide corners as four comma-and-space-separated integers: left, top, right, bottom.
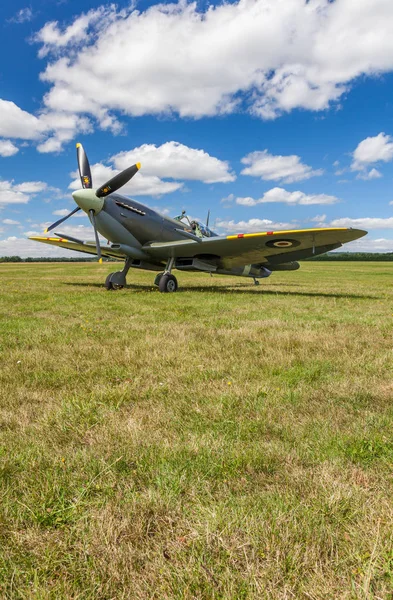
190, 220, 218, 238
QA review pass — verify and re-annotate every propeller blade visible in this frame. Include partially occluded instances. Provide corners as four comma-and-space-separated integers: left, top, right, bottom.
96, 163, 141, 198
54, 232, 84, 244
76, 143, 93, 189
44, 206, 81, 233
206, 210, 210, 228
89, 209, 102, 263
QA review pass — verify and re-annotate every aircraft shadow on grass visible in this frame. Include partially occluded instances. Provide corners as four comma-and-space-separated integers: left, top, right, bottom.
64, 282, 378, 300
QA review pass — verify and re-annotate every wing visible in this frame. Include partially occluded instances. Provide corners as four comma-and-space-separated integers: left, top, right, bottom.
143, 228, 367, 268
29, 236, 125, 259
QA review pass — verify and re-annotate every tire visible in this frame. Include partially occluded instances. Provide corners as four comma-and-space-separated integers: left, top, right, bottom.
154, 272, 164, 287
105, 273, 114, 290
105, 273, 124, 291
158, 273, 178, 293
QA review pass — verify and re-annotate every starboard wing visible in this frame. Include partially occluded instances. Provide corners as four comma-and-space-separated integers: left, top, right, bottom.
29, 236, 125, 259
142, 228, 367, 268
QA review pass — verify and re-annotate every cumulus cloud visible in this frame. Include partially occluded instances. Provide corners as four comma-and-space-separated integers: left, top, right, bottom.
343, 238, 393, 253
2, 219, 20, 225
351, 133, 393, 171
9, 7, 33, 24
0, 100, 41, 140
52, 209, 72, 216
34, 0, 393, 124
69, 142, 233, 195
241, 150, 323, 183
35, 6, 118, 58
0, 180, 48, 206
356, 168, 382, 180
69, 162, 183, 196
215, 218, 296, 233
0, 140, 19, 157
0, 236, 87, 258
236, 187, 339, 206
14, 181, 47, 193
330, 217, 393, 230
0, 98, 92, 153
111, 142, 235, 183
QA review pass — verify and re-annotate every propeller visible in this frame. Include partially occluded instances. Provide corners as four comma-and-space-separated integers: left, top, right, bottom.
76, 143, 92, 189
44, 142, 141, 263
89, 209, 102, 264
95, 163, 140, 198
45, 206, 81, 233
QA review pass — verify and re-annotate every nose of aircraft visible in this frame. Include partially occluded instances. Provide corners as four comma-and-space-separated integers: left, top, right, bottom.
72, 188, 104, 214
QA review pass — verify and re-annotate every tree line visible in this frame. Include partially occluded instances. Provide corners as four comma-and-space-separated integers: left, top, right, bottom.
0, 256, 116, 262
1, 252, 393, 263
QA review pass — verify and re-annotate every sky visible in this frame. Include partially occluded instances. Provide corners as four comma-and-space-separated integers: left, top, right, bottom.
1, 0, 393, 257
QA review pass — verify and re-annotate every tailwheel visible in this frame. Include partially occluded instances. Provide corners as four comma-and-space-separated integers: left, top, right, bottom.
158, 273, 178, 293
105, 273, 124, 290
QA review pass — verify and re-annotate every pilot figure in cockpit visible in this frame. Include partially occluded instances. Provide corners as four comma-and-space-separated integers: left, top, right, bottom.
190, 221, 203, 239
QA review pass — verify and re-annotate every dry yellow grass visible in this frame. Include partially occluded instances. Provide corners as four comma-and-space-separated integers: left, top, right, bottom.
0, 261, 392, 599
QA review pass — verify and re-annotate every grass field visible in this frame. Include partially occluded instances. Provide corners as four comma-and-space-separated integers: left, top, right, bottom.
0, 261, 392, 599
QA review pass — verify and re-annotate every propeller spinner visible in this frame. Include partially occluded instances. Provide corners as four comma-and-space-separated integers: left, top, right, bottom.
44, 143, 141, 261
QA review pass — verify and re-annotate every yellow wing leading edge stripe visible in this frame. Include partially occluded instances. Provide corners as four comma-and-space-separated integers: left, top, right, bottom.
226, 227, 350, 240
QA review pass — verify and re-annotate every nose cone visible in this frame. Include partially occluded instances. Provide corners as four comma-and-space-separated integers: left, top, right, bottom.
72, 188, 104, 214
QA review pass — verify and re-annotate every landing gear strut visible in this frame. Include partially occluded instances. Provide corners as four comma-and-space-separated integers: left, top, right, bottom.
105, 257, 132, 290
253, 278, 260, 286
156, 257, 178, 293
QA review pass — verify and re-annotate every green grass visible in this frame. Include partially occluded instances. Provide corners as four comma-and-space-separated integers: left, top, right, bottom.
0, 261, 393, 599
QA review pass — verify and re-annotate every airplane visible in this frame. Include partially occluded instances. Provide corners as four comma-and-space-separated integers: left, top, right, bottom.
30, 143, 367, 292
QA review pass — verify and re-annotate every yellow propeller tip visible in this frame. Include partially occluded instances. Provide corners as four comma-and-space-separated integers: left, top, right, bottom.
76, 142, 81, 148
44, 228, 48, 233
98, 258, 103, 264
136, 162, 141, 170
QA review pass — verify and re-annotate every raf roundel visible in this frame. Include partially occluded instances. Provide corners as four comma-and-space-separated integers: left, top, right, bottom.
265, 239, 301, 249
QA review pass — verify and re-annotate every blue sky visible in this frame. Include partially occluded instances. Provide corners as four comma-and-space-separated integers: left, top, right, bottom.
1, 0, 393, 256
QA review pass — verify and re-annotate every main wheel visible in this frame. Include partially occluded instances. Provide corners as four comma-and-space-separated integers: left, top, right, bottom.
105, 273, 124, 290
154, 272, 164, 287
158, 273, 178, 293
105, 273, 114, 290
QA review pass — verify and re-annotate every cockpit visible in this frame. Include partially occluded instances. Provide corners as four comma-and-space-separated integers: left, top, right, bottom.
174, 211, 218, 238
189, 220, 217, 238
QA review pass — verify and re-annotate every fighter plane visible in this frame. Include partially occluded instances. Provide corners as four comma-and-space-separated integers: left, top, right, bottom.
30, 143, 367, 292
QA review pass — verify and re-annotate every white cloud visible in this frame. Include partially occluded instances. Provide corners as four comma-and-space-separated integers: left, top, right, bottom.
356, 168, 382, 180
351, 133, 393, 171
36, 0, 393, 123
241, 150, 323, 183
215, 218, 296, 233
35, 7, 117, 58
309, 214, 327, 223
2, 219, 20, 225
0, 180, 49, 206
0, 236, 87, 258
0, 99, 92, 153
330, 217, 393, 230
0, 139, 19, 157
220, 193, 235, 206
52, 209, 70, 216
111, 142, 235, 183
343, 238, 393, 253
69, 163, 183, 196
14, 181, 47, 193
9, 8, 33, 24
236, 187, 339, 206
0, 100, 41, 140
